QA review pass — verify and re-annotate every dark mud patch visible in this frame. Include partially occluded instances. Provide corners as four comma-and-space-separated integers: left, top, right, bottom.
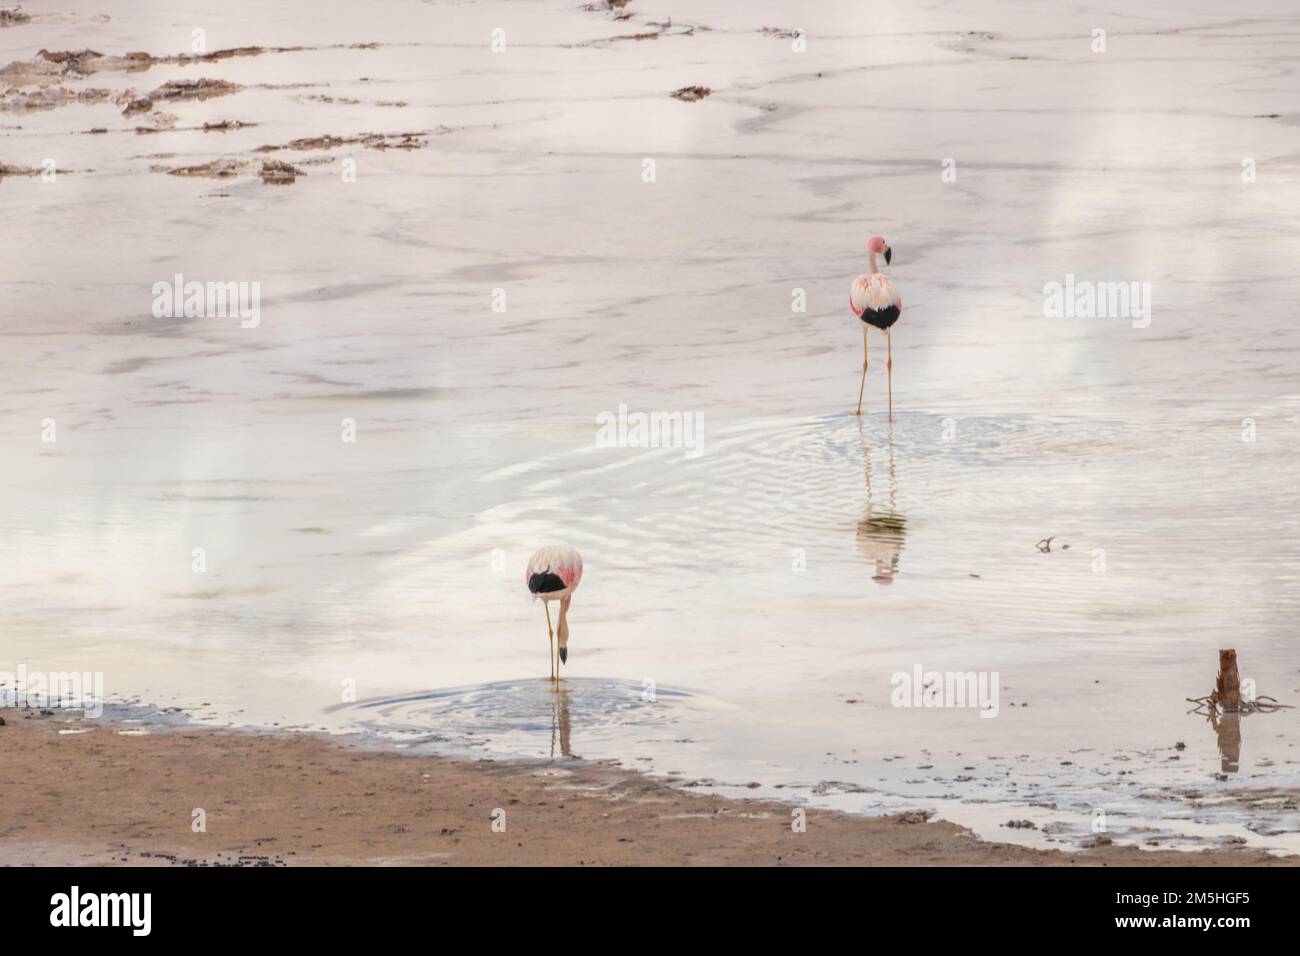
155, 158, 243, 179
151, 78, 241, 103
0, 159, 74, 177
0, 160, 40, 176
581, 1, 634, 19
0, 48, 105, 87
2, 64, 237, 116
14, 47, 276, 82
671, 85, 711, 102
0, 6, 31, 27
173, 45, 284, 64
5, 43, 393, 85
0, 47, 248, 93
115, 78, 242, 118
303, 93, 409, 108
569, 13, 702, 48
304, 93, 361, 105
602, 31, 658, 43
259, 159, 303, 184
0, 158, 76, 178
0, 43, 387, 116
202, 119, 256, 132
81, 119, 255, 136
152, 156, 306, 184
1, 85, 114, 114
255, 130, 431, 153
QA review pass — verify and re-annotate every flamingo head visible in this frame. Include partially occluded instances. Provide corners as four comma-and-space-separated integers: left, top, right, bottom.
867, 235, 892, 265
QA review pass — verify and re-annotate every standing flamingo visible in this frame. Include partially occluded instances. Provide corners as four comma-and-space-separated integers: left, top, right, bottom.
525, 545, 583, 680
849, 235, 903, 420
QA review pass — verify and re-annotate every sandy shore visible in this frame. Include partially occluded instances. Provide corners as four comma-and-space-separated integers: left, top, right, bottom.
1, 709, 1292, 867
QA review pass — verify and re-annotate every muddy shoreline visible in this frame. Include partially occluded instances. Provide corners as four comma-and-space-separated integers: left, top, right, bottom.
1, 709, 1293, 866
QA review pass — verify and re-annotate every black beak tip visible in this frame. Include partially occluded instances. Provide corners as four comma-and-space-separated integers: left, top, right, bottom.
884, 247, 892, 265
559, 647, 567, 664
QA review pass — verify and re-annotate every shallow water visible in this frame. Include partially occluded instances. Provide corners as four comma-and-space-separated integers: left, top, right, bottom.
3, 0, 1300, 853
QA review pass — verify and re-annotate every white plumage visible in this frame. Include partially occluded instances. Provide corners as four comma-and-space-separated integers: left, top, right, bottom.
849, 273, 902, 315
525, 545, 583, 601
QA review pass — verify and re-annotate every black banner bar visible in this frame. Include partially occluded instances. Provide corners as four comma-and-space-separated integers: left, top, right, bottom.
0, 865, 1283, 940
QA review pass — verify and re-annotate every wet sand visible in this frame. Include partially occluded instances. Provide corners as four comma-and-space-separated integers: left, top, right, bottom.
1, 710, 1292, 866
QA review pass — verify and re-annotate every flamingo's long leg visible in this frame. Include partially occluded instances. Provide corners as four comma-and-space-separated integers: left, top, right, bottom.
886, 330, 893, 423
545, 601, 555, 680
855, 326, 869, 416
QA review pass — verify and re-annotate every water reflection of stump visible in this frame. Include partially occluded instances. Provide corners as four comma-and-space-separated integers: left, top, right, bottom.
1211, 709, 1241, 773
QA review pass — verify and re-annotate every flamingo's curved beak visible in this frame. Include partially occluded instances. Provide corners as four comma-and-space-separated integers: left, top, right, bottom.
559, 647, 568, 664
884, 245, 892, 266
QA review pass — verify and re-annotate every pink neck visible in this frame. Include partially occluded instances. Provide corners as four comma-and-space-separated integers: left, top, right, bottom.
868, 251, 879, 274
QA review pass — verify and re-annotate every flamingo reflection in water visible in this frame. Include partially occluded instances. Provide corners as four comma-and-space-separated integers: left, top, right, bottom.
856, 427, 907, 585
550, 685, 576, 759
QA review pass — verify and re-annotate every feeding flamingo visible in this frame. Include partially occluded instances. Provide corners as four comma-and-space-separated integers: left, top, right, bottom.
525, 545, 583, 680
849, 235, 903, 420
